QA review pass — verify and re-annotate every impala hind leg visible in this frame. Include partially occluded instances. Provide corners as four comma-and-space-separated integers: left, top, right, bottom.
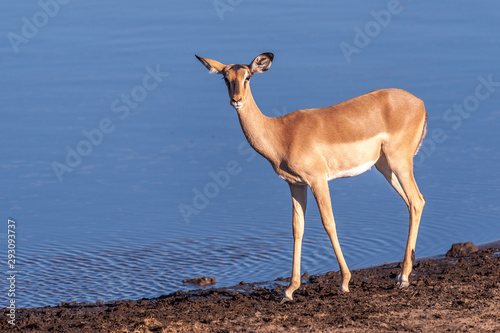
397, 170, 425, 288
282, 183, 307, 303
375, 154, 409, 206
310, 180, 351, 292
378, 155, 425, 288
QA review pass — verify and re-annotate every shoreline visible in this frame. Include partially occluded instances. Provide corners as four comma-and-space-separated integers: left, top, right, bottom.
2, 240, 500, 332
9, 239, 500, 311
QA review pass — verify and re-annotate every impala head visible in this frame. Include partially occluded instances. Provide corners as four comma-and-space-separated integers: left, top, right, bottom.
196, 53, 273, 110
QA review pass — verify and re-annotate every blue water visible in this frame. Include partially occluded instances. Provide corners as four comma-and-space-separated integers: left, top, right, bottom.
1, 0, 499, 308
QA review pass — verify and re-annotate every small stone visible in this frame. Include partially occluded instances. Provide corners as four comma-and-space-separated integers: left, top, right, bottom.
446, 242, 479, 257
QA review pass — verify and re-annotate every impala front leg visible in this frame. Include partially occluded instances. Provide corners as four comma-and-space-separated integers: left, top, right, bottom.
310, 180, 351, 292
282, 183, 307, 303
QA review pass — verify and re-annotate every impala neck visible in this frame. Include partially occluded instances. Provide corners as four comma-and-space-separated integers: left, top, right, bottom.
236, 90, 279, 161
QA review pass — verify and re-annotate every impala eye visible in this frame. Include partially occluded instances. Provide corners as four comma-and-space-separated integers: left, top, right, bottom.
245, 76, 251, 81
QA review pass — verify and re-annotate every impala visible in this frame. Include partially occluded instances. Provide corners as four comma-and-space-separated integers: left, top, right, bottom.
196, 53, 427, 302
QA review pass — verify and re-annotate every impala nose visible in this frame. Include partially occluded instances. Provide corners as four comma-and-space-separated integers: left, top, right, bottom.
230, 97, 244, 110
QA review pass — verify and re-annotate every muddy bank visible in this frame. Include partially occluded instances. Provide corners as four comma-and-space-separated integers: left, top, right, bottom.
2, 244, 500, 332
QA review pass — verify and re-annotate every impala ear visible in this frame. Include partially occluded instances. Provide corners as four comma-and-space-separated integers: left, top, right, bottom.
249, 52, 274, 74
195, 55, 226, 74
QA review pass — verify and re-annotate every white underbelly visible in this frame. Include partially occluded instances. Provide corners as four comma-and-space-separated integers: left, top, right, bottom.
327, 159, 378, 181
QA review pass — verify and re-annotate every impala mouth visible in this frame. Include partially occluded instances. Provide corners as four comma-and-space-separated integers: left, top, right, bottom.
231, 101, 244, 110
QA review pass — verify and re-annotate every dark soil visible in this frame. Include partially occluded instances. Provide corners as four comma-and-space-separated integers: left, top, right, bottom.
2, 244, 500, 332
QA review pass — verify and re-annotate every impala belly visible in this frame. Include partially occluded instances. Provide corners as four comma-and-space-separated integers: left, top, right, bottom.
326, 159, 378, 181
324, 133, 386, 181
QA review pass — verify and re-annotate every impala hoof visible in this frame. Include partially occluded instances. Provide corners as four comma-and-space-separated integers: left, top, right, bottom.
396, 273, 409, 288
397, 281, 410, 288
339, 285, 350, 293
281, 289, 294, 303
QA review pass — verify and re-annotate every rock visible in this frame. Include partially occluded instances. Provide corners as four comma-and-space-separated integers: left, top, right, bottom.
446, 242, 479, 257
182, 276, 217, 286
